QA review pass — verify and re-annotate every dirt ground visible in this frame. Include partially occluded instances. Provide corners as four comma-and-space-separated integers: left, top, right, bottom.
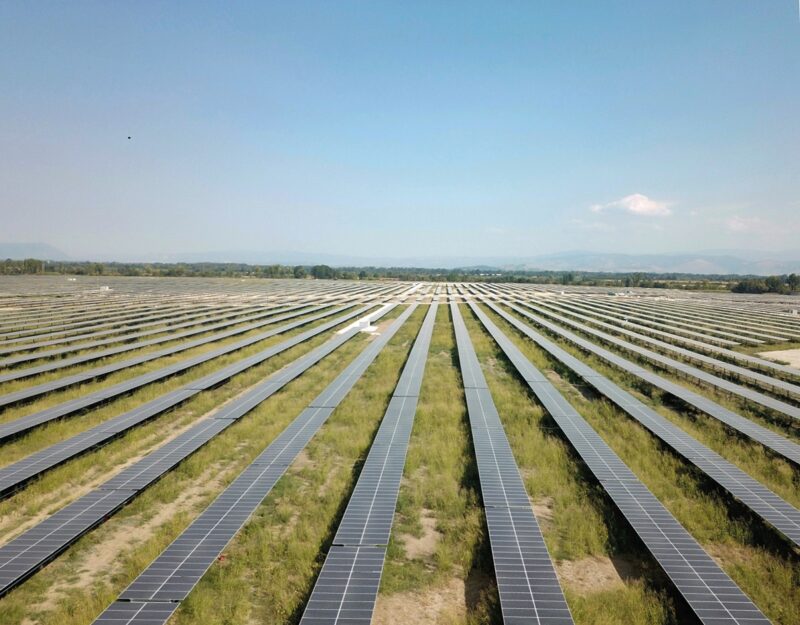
373, 574, 491, 625
401, 508, 441, 559
556, 555, 635, 595
31, 461, 227, 612
758, 348, 800, 369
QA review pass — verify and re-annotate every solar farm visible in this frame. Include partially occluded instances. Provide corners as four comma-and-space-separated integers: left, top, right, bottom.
0, 276, 798, 625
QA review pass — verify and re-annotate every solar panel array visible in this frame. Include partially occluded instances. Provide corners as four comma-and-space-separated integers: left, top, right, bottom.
482, 301, 800, 547
0, 302, 295, 368
0, 302, 373, 442
517, 301, 800, 420
0, 303, 321, 384
299, 302, 437, 625
90, 304, 420, 624
0, 301, 253, 357
536, 295, 800, 378
529, 298, 800, 398
505, 302, 800, 465
450, 302, 574, 625
0, 304, 372, 496
470, 303, 772, 625
2, 278, 797, 624
0, 304, 405, 597
0, 299, 219, 343
0, 302, 334, 410
0, 283, 410, 410
572, 296, 787, 344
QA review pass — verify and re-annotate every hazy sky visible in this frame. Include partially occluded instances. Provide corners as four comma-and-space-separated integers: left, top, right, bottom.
1, 1, 798, 261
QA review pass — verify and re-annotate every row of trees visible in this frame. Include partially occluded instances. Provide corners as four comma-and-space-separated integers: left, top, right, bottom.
0, 259, 343, 280
1, 258, 798, 293
731, 274, 800, 294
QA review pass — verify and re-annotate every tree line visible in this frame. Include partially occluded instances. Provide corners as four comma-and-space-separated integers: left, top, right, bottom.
731, 274, 800, 294
1, 258, 798, 293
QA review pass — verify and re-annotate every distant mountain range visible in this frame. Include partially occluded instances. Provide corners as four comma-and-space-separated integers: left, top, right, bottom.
497, 251, 800, 276
0, 243, 71, 261
2, 242, 799, 276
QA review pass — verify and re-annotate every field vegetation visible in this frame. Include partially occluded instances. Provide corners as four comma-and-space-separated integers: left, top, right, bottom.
0, 305, 415, 624
474, 304, 800, 625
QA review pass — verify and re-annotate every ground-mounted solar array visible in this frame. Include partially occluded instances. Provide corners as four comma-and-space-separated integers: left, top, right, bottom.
0, 276, 798, 625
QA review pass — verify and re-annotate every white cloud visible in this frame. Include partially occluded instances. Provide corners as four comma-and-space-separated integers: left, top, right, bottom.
590, 193, 672, 217
725, 215, 762, 232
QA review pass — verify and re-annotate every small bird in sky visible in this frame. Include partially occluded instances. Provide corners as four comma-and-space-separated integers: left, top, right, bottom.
127, 136, 131, 140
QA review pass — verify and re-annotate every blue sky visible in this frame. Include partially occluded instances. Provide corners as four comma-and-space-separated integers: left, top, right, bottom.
1, 1, 798, 261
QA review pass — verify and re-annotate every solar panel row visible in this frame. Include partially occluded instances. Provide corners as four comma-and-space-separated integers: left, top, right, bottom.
0, 305, 373, 497
526, 304, 800, 412
505, 302, 800, 466
641, 297, 800, 338
530, 298, 800, 394
0, 302, 336, 409
0, 302, 288, 367
0, 304, 407, 599
0, 281, 407, 356
450, 302, 573, 625
90, 304, 419, 625
0, 303, 355, 440
515, 301, 800, 418
482, 301, 800, 547
471, 304, 772, 625
0, 301, 255, 356
299, 303, 437, 625
0, 298, 217, 342
578, 296, 789, 344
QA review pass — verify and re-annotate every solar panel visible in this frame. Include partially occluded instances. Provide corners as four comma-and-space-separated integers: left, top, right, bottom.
298, 303, 438, 625
0, 303, 227, 354
0, 300, 209, 343
470, 303, 772, 625
0, 302, 343, 411
0, 302, 294, 367
533, 298, 800, 391
450, 302, 574, 625
505, 302, 800, 466
300, 546, 385, 624
0, 367, 337, 595
90, 304, 419, 623
0, 305, 407, 599
0, 305, 373, 497
515, 301, 800, 420
0, 303, 319, 384
0, 301, 377, 441
481, 301, 800, 548
580, 297, 787, 343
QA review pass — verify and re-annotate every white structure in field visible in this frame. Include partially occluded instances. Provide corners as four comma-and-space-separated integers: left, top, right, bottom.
337, 304, 392, 335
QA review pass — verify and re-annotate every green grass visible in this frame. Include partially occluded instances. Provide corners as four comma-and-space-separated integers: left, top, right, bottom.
474, 304, 800, 625
0, 308, 353, 466
460, 305, 680, 625
0, 307, 384, 543
379, 304, 499, 624
0, 306, 415, 624
167, 306, 426, 624
0, 305, 263, 363
0, 305, 333, 398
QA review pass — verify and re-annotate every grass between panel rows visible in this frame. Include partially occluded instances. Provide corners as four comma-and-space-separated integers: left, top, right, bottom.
475, 304, 799, 625
0, 306, 413, 624
497, 304, 800, 495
